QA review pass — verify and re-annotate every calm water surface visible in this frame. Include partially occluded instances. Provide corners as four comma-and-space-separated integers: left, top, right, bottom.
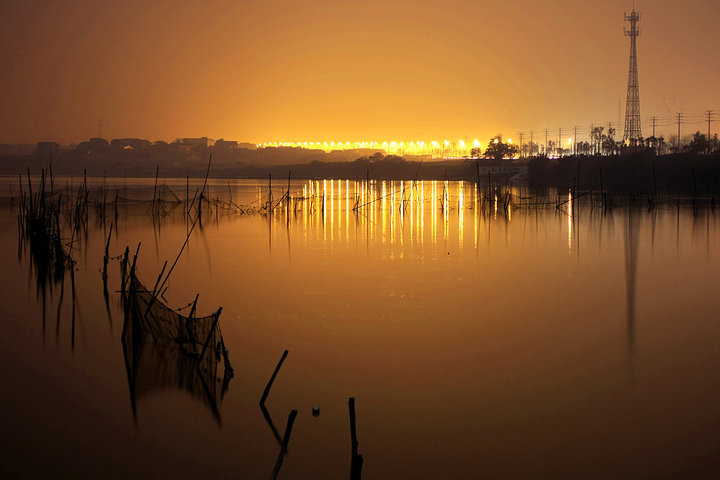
1, 178, 720, 479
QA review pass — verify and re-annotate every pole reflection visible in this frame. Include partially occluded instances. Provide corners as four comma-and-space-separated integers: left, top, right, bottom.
624, 207, 639, 360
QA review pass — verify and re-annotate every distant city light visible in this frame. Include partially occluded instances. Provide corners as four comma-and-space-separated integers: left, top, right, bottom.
255, 135, 536, 158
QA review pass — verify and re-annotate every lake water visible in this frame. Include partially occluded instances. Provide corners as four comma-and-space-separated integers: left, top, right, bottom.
1, 178, 720, 479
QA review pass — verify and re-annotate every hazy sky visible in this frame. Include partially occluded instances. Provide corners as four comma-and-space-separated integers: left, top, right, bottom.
1, 0, 719, 144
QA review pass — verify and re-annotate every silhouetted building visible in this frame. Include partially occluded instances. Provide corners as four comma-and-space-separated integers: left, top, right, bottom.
475, 158, 528, 176
178, 137, 209, 148
36, 142, 60, 160
213, 139, 239, 152
110, 138, 152, 150
76, 137, 110, 154
0, 144, 36, 156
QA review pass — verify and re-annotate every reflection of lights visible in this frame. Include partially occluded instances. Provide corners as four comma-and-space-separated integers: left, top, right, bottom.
391, 180, 395, 211
459, 181, 464, 248
568, 190, 573, 251
458, 180, 464, 210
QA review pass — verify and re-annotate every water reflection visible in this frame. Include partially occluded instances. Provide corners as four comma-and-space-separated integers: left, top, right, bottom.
624, 207, 640, 359
6, 177, 720, 479
277, 179, 525, 254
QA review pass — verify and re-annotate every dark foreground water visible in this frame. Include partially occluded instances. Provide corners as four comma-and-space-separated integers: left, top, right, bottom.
1, 178, 720, 479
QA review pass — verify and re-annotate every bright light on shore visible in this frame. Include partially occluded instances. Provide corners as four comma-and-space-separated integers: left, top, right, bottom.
254, 136, 498, 158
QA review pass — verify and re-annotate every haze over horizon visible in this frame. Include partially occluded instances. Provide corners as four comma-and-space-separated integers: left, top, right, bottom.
2, 0, 719, 145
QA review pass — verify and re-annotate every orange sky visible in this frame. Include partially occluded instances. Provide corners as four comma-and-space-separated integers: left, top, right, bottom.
1, 0, 719, 145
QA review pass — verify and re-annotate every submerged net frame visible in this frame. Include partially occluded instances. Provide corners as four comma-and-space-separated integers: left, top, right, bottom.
121, 251, 233, 423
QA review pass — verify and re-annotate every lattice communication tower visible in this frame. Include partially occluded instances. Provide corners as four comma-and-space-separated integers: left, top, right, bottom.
623, 9, 642, 146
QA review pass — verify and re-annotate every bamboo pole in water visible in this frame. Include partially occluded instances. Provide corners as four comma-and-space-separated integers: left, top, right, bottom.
102, 223, 113, 281
260, 350, 289, 406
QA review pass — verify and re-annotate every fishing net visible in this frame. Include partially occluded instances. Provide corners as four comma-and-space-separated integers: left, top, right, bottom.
121, 270, 233, 422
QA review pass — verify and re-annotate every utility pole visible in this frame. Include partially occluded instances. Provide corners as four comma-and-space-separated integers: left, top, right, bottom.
558, 128, 563, 156
573, 126, 578, 155
545, 129, 549, 156
707, 110, 714, 139
518, 132, 524, 158
676, 112, 684, 151
530, 131, 534, 157
651, 116, 657, 138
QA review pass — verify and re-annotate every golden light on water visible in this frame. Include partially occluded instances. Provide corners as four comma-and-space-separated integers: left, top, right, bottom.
458, 181, 464, 248
286, 178, 530, 252
568, 189, 573, 252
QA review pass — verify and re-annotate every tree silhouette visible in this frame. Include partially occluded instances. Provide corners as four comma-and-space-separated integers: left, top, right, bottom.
483, 136, 519, 160
687, 131, 712, 155
591, 127, 604, 155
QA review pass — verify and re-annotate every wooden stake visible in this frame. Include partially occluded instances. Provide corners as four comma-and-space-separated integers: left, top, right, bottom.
260, 350, 289, 406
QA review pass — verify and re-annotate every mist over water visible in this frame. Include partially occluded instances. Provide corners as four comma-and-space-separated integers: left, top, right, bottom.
1, 178, 720, 479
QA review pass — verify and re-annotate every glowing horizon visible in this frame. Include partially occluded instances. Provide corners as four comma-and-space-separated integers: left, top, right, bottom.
1, 1, 718, 145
